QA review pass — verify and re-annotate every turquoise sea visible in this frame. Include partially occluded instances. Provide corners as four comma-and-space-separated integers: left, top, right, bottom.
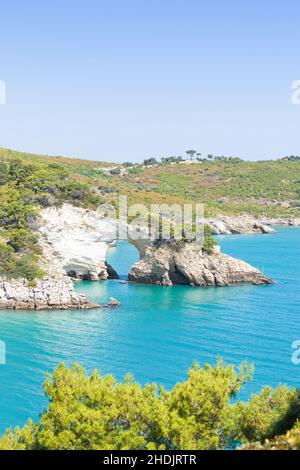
0, 227, 299, 434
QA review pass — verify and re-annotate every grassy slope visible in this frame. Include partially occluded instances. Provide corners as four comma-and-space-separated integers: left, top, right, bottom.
123, 160, 300, 217
0, 147, 299, 218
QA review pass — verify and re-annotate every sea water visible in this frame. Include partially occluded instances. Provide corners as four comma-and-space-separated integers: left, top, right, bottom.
0, 227, 299, 434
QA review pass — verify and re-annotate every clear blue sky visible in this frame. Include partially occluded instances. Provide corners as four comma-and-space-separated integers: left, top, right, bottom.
0, 0, 299, 162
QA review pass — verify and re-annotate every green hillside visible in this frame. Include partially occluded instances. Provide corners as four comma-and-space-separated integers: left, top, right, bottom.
0, 147, 299, 218
117, 158, 300, 218
1, 147, 299, 219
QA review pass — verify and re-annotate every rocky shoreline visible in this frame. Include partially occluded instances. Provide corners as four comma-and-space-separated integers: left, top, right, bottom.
207, 215, 300, 235
1, 205, 293, 310
0, 278, 98, 310
37, 204, 287, 283
207, 215, 276, 235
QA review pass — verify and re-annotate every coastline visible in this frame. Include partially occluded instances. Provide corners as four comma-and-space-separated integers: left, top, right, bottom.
0, 211, 296, 311
0, 227, 298, 440
207, 215, 300, 235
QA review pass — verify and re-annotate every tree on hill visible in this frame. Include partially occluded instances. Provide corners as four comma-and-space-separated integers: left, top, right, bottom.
143, 157, 158, 166
185, 149, 197, 161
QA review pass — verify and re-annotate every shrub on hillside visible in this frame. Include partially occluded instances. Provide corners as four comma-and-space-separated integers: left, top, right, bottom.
0, 242, 15, 276
203, 225, 218, 254
13, 254, 44, 281
7, 229, 40, 254
0, 241, 43, 281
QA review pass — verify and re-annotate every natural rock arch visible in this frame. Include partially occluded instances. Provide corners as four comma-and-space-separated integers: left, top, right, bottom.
38, 204, 152, 281
38, 204, 272, 287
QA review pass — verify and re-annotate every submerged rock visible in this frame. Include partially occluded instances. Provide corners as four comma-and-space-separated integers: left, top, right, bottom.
102, 297, 121, 308
107, 297, 121, 307
128, 242, 272, 287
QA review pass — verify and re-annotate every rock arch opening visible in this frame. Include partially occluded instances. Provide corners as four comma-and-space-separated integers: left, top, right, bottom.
39, 205, 147, 282
40, 205, 272, 288
106, 240, 140, 281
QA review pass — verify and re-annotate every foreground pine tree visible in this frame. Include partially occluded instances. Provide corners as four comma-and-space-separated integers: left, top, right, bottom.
1, 360, 299, 450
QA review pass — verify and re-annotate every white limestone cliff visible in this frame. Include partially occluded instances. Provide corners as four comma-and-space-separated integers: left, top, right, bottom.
38, 204, 273, 289
39, 204, 117, 281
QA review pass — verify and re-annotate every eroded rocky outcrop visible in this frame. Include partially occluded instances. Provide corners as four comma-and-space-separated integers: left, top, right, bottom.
0, 205, 277, 310
128, 242, 272, 287
37, 205, 288, 284
39, 205, 117, 281
38, 204, 150, 281
260, 217, 300, 227
207, 215, 276, 235
0, 278, 98, 310
207, 215, 300, 234
38, 205, 273, 289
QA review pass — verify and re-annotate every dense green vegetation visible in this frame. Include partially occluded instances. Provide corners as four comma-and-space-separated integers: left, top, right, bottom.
243, 423, 300, 450
1, 147, 299, 220
122, 152, 300, 218
1, 360, 299, 450
121, 158, 300, 218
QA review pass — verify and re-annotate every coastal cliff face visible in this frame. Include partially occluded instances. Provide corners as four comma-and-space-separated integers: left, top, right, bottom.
128, 242, 272, 287
0, 278, 98, 310
38, 204, 273, 289
0, 204, 116, 310
38, 204, 278, 282
0, 205, 274, 310
38, 204, 151, 281
39, 204, 117, 281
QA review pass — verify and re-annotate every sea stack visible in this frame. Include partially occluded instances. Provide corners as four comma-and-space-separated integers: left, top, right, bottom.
128, 241, 272, 287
